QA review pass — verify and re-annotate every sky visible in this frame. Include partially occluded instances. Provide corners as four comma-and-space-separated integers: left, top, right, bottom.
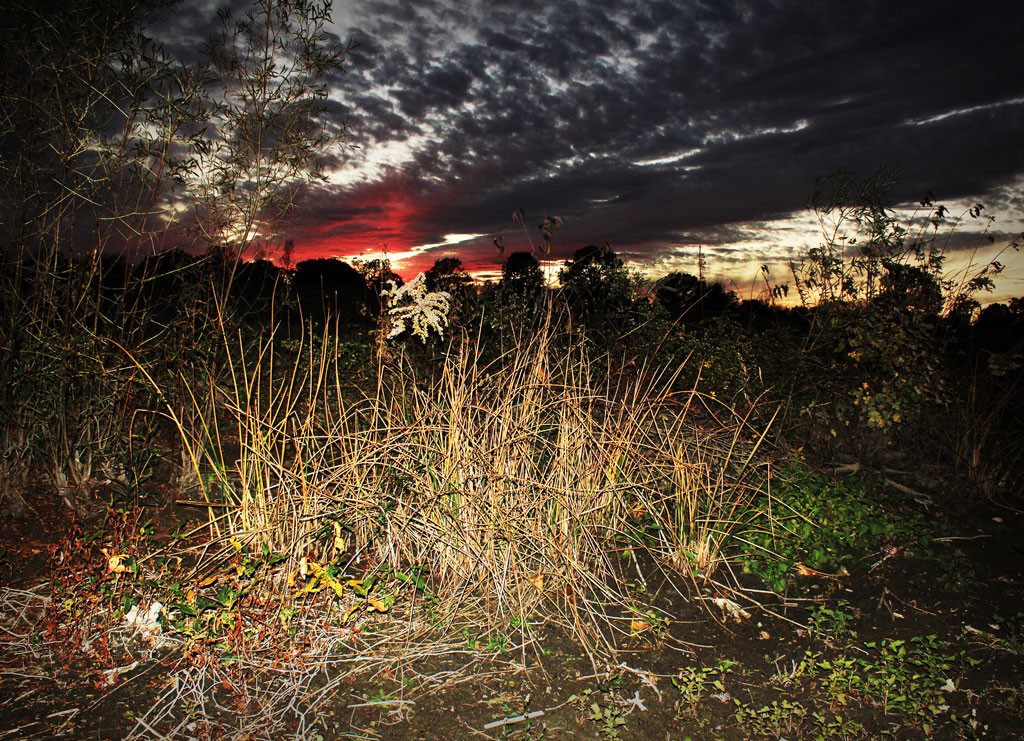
164, 0, 1024, 303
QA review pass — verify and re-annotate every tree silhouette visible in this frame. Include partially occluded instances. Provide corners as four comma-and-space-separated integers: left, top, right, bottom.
875, 262, 943, 316
655, 272, 736, 322
558, 244, 634, 324
232, 259, 283, 315
293, 258, 367, 321
424, 257, 472, 294
501, 251, 544, 297
358, 258, 403, 317
188, 0, 355, 258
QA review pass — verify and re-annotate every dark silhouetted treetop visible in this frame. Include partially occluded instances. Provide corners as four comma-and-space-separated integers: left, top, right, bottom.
501, 251, 544, 296
294, 258, 367, 319
558, 244, 633, 316
874, 261, 943, 316
424, 257, 473, 294
357, 258, 403, 317
655, 271, 737, 322
232, 259, 283, 312
973, 300, 1024, 355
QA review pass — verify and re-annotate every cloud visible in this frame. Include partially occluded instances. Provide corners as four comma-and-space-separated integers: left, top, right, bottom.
163, 0, 1024, 296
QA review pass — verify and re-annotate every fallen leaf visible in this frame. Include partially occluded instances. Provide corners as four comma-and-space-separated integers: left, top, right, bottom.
631, 619, 651, 634
710, 597, 751, 621
101, 549, 129, 575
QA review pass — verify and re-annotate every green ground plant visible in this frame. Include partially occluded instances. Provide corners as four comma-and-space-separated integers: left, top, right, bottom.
806, 601, 858, 642
791, 634, 962, 736
732, 697, 814, 738
738, 460, 901, 592
672, 659, 736, 717
568, 687, 628, 740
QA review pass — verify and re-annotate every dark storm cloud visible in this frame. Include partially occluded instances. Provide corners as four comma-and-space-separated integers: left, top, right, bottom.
245, 0, 1024, 276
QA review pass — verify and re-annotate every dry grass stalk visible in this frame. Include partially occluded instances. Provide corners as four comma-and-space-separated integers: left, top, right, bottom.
176, 316, 773, 653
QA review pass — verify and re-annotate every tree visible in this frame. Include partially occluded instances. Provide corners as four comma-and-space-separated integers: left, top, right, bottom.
1, 0, 204, 262
655, 272, 736, 322
187, 0, 356, 261
424, 257, 473, 294
501, 251, 544, 297
232, 258, 284, 314
1, 0, 210, 515
558, 244, 635, 324
0, 0, 355, 515
357, 258, 403, 317
293, 258, 366, 320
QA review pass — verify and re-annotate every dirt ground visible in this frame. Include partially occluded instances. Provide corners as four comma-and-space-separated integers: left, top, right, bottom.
1, 486, 1023, 740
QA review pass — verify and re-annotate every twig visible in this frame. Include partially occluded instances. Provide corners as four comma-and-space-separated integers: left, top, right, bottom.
484, 708, 547, 730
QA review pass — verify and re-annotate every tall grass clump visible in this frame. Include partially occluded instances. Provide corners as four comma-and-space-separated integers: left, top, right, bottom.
170, 302, 775, 652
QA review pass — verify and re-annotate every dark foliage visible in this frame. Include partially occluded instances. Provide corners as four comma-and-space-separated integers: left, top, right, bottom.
293, 258, 367, 322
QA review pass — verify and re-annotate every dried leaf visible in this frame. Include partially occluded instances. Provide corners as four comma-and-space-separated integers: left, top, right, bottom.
101, 549, 130, 575
710, 597, 751, 621
795, 562, 816, 576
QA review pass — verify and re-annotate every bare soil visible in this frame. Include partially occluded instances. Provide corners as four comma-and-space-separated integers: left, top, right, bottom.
1, 486, 1022, 740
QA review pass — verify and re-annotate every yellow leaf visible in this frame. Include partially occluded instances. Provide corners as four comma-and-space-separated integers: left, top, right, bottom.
103, 550, 130, 575
342, 603, 361, 624
631, 619, 650, 634
198, 575, 217, 588
322, 573, 347, 600
366, 597, 388, 613
346, 579, 364, 589
297, 576, 324, 595
229, 538, 243, 552
287, 571, 297, 588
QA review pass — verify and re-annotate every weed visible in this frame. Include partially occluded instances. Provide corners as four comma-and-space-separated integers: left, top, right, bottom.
990, 611, 1024, 654
672, 659, 736, 717
807, 601, 858, 642
569, 688, 627, 740
794, 634, 961, 735
733, 697, 809, 737
739, 461, 898, 592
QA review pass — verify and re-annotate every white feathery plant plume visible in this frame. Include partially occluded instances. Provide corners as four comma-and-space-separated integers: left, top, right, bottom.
383, 273, 452, 342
